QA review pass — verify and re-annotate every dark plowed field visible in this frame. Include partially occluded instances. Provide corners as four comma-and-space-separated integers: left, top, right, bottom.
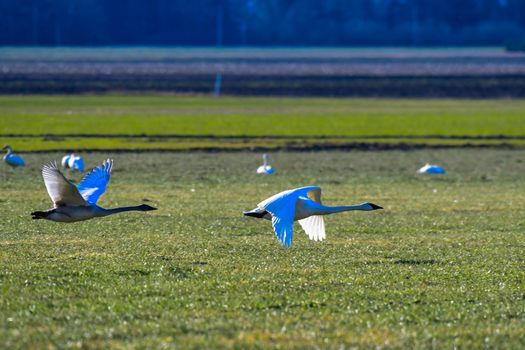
2, 47, 525, 97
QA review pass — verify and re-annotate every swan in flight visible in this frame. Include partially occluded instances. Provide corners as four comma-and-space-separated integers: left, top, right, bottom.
2, 145, 25, 167
417, 163, 446, 174
256, 154, 275, 174
244, 186, 382, 247
31, 159, 157, 222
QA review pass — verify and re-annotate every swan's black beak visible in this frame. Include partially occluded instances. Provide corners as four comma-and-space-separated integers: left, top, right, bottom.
243, 208, 268, 218
140, 204, 157, 211
369, 203, 383, 210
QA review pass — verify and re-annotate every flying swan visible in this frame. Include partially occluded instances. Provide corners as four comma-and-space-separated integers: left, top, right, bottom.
31, 159, 156, 222
244, 186, 382, 247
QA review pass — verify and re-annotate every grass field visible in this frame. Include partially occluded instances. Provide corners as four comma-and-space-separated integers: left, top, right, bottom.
1, 149, 524, 348
1, 95, 525, 151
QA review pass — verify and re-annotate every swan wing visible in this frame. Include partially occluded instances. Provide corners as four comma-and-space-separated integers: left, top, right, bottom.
298, 187, 325, 240
270, 205, 295, 247
298, 215, 326, 241
258, 191, 296, 247
258, 186, 320, 210
306, 187, 322, 204
77, 159, 113, 204
258, 186, 320, 247
42, 162, 87, 207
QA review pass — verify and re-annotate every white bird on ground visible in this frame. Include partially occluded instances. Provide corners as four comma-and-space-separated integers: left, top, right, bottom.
61, 153, 84, 172
61, 154, 71, 168
68, 153, 84, 172
256, 154, 275, 174
244, 186, 382, 247
417, 163, 446, 174
31, 159, 156, 222
2, 145, 25, 167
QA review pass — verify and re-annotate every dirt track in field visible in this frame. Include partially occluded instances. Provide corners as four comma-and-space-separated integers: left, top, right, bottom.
15, 145, 522, 154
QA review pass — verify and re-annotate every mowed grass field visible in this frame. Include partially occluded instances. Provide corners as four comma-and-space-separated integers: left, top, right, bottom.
1, 95, 525, 151
1, 149, 525, 349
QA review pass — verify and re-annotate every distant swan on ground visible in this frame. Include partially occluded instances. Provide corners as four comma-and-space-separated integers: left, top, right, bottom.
256, 154, 275, 174
61, 154, 71, 168
68, 153, 84, 172
31, 159, 156, 222
61, 153, 84, 172
417, 163, 446, 174
244, 186, 382, 247
2, 145, 25, 167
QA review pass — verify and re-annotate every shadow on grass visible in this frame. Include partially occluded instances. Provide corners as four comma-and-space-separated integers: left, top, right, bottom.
394, 259, 437, 265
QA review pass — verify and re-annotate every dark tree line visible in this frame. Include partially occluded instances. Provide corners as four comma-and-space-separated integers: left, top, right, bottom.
1, 0, 524, 46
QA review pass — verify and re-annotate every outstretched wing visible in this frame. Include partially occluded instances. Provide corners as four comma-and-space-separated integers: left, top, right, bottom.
258, 186, 321, 247
42, 162, 87, 207
77, 159, 113, 204
297, 187, 325, 241
298, 215, 326, 241
270, 204, 295, 247
306, 187, 322, 204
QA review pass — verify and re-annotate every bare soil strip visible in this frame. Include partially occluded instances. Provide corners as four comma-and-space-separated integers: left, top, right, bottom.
14, 142, 522, 153
2, 74, 525, 97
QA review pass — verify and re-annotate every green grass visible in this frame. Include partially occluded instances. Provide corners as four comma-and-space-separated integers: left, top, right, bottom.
1, 150, 524, 349
1, 95, 525, 151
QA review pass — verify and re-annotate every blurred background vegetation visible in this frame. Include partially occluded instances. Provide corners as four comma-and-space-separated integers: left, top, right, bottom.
1, 0, 524, 48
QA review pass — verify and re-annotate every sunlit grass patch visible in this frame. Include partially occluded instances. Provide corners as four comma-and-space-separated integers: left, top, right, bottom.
0, 150, 524, 348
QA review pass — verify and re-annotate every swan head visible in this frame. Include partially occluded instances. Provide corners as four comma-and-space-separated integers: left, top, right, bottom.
138, 204, 157, 211
2, 145, 12, 152
363, 202, 383, 210
244, 207, 269, 219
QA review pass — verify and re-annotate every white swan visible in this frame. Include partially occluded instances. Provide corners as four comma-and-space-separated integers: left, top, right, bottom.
417, 163, 446, 174
61, 153, 84, 172
31, 159, 156, 222
2, 145, 25, 167
68, 153, 84, 172
244, 186, 382, 247
256, 154, 274, 174
61, 154, 71, 168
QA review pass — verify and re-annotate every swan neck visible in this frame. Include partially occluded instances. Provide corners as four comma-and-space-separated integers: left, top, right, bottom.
322, 204, 369, 214
97, 205, 145, 216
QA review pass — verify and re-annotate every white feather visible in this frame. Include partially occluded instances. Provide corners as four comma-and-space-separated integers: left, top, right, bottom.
42, 162, 87, 207
298, 215, 326, 241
